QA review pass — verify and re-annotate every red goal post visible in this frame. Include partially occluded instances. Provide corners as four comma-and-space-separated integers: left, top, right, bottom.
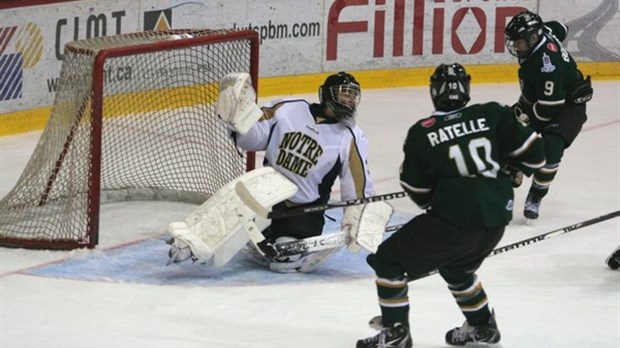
0, 29, 259, 250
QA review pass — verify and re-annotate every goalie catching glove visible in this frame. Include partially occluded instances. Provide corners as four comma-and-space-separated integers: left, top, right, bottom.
216, 72, 263, 135
342, 201, 394, 253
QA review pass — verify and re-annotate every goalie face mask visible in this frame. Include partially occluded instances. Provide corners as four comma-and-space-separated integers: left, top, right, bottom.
319, 71, 361, 124
505, 11, 543, 59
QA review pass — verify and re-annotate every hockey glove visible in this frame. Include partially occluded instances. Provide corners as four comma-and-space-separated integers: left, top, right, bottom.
342, 202, 393, 253
342, 205, 364, 252
502, 164, 524, 188
511, 99, 532, 126
216, 72, 263, 135
567, 74, 593, 104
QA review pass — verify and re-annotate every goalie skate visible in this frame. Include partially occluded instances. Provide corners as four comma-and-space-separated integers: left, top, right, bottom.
166, 237, 195, 265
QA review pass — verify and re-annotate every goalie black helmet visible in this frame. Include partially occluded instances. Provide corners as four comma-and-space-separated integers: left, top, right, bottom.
504, 10, 544, 58
319, 71, 361, 122
429, 63, 471, 112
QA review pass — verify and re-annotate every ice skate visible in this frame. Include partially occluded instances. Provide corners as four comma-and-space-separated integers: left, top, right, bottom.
606, 245, 620, 270
356, 322, 412, 348
445, 310, 501, 346
523, 190, 542, 220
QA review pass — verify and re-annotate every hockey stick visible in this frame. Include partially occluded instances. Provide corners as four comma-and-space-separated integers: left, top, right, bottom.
410, 210, 620, 280
487, 210, 620, 257
278, 210, 620, 258
235, 181, 406, 219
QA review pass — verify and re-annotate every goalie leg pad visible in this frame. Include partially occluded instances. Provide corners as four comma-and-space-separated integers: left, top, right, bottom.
237, 205, 271, 254
167, 167, 297, 267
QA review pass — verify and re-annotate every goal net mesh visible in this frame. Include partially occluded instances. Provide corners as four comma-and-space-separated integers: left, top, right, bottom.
0, 29, 258, 249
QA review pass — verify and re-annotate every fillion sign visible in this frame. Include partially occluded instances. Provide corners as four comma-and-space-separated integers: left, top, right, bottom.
326, 0, 527, 60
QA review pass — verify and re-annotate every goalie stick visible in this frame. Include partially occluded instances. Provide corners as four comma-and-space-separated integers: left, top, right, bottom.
269, 224, 404, 257
410, 210, 620, 281
235, 181, 406, 219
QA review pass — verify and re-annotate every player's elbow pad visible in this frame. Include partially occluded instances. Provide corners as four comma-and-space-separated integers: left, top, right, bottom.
510, 140, 546, 176
409, 191, 432, 209
533, 102, 562, 122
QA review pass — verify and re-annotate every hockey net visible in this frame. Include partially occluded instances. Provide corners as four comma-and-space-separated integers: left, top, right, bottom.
0, 29, 259, 250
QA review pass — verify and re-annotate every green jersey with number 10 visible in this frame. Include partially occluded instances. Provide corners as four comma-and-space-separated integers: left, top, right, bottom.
400, 102, 545, 227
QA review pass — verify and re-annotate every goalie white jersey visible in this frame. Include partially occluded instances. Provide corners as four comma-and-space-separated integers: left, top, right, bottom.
235, 98, 376, 204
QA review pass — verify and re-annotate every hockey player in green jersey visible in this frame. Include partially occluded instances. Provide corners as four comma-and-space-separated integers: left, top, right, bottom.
356, 63, 546, 348
505, 10, 593, 220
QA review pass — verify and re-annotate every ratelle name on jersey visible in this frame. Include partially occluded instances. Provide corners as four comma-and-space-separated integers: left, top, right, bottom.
427, 118, 490, 147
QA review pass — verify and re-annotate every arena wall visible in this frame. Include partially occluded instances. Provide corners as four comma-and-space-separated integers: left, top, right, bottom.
0, 0, 618, 135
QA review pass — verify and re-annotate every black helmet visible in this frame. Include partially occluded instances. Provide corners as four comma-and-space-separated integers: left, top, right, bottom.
319, 71, 361, 122
429, 63, 471, 111
504, 11, 543, 58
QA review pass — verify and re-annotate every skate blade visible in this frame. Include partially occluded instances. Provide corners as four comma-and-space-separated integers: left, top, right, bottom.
463, 342, 503, 347
368, 316, 384, 331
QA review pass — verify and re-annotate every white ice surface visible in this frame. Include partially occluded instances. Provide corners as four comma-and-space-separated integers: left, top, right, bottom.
1, 81, 619, 348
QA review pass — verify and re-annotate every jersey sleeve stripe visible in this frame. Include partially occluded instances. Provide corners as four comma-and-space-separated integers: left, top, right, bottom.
533, 104, 554, 121
521, 159, 547, 169
537, 99, 565, 106
400, 180, 432, 193
347, 132, 368, 198
509, 132, 539, 157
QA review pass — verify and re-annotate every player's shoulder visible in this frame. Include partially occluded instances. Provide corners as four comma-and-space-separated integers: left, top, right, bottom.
471, 101, 510, 112
408, 114, 444, 144
263, 98, 310, 109
410, 103, 506, 129
544, 20, 569, 43
412, 114, 437, 130
262, 98, 310, 118
533, 35, 566, 60
469, 101, 512, 119
346, 123, 368, 140
523, 37, 566, 71
411, 108, 468, 130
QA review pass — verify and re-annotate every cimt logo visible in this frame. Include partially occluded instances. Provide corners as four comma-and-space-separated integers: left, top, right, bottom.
0, 23, 43, 101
